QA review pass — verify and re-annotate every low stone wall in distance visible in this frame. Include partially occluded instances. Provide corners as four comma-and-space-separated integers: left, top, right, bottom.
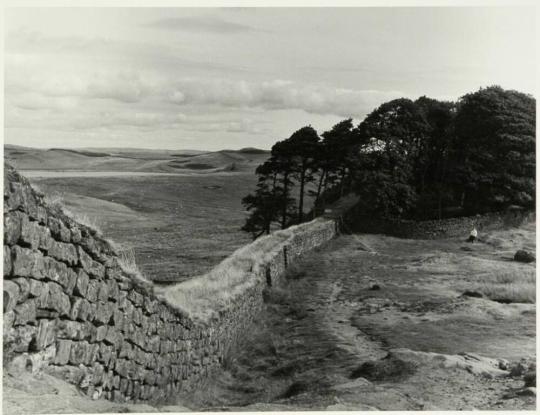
345, 207, 534, 239
3, 163, 337, 404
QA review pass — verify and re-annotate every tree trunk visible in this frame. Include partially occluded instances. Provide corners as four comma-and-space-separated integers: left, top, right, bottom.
281, 172, 289, 229
315, 170, 326, 206
339, 167, 346, 197
298, 167, 306, 223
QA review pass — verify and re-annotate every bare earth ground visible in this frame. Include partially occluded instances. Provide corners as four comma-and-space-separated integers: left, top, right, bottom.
5, 223, 535, 412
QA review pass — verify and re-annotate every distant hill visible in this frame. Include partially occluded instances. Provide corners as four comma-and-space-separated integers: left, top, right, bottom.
4, 145, 269, 173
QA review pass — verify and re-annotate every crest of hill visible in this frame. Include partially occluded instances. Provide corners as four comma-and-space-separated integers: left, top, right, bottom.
4, 145, 269, 173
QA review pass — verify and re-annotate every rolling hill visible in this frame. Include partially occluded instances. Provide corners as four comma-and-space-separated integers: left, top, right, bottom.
4, 145, 270, 174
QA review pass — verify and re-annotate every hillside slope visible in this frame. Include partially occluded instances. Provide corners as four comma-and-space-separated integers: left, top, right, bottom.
4, 145, 269, 173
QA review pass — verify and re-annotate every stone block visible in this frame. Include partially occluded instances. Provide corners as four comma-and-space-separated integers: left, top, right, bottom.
111, 309, 125, 332
143, 297, 156, 314
28, 279, 46, 299
98, 343, 113, 366
4, 246, 13, 277
4, 211, 23, 245
11, 246, 42, 278
37, 226, 53, 251
140, 314, 149, 333
112, 375, 121, 390
78, 246, 105, 278
149, 336, 160, 354
81, 234, 100, 257
36, 309, 59, 319
48, 241, 78, 266
57, 320, 86, 340
107, 279, 119, 301
87, 303, 97, 322
134, 347, 145, 365
124, 299, 135, 320
94, 301, 114, 325
97, 282, 109, 303
132, 307, 142, 326
101, 369, 113, 390
104, 326, 123, 349
119, 377, 129, 394
73, 269, 89, 297
40, 257, 70, 288
34, 319, 56, 351
88, 343, 100, 365
54, 339, 72, 365
91, 362, 105, 386
65, 268, 77, 295
117, 290, 128, 310
48, 217, 71, 243
41, 281, 71, 317
13, 299, 37, 326
5, 182, 22, 211
86, 279, 99, 303
20, 216, 42, 249
36, 206, 48, 225
133, 381, 141, 400
70, 226, 82, 243
4, 325, 37, 353
126, 379, 134, 396
118, 340, 133, 359
69, 341, 91, 365
3, 280, 21, 312
4, 310, 15, 332
128, 290, 143, 307
92, 325, 108, 343
70, 298, 92, 321
115, 359, 129, 378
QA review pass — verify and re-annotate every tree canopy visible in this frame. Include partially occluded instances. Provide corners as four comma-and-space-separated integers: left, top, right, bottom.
241, 85, 535, 238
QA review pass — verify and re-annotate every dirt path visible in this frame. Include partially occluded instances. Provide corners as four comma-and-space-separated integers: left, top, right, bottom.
181, 226, 536, 411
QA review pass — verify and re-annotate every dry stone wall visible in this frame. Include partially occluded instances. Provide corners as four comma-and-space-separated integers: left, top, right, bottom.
3, 164, 337, 404
345, 207, 533, 239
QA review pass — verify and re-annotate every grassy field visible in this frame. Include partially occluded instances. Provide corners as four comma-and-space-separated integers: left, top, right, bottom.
6, 144, 273, 283
32, 173, 258, 283
5, 145, 269, 173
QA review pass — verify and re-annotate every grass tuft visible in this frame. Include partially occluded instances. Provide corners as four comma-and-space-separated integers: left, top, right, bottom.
116, 247, 148, 280
62, 209, 104, 237
43, 191, 66, 213
469, 268, 535, 303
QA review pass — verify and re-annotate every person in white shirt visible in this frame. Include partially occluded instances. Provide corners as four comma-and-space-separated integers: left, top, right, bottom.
467, 227, 478, 243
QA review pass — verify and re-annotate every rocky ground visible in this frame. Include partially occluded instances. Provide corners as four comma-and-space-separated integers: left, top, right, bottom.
4, 223, 536, 412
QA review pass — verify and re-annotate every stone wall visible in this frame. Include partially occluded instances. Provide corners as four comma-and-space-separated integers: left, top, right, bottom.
344, 206, 534, 239
3, 164, 337, 404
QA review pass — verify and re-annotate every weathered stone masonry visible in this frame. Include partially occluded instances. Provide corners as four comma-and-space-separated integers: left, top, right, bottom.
344, 206, 533, 239
3, 164, 337, 404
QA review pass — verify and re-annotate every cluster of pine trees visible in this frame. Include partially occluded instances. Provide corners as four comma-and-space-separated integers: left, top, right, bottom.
242, 86, 536, 239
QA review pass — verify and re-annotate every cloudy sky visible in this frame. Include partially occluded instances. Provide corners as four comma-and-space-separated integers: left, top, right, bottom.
4, 6, 536, 150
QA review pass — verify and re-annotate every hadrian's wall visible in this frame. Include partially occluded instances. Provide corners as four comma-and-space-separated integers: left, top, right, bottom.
344, 206, 534, 239
2, 164, 337, 404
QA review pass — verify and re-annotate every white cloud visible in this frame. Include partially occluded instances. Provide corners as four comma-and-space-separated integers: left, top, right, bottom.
167, 78, 402, 118
86, 72, 150, 103
145, 16, 261, 34
8, 93, 78, 111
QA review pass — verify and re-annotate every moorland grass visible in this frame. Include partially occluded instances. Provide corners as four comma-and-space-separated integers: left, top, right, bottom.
471, 268, 536, 303
163, 219, 333, 322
